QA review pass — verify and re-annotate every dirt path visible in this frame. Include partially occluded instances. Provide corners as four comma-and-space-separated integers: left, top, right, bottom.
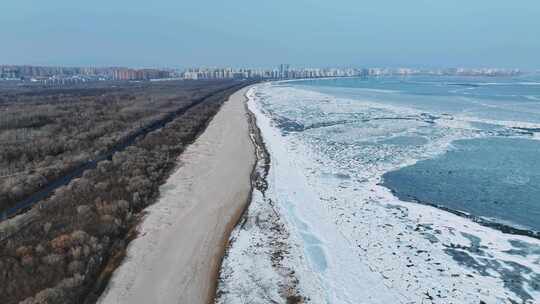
98, 87, 255, 304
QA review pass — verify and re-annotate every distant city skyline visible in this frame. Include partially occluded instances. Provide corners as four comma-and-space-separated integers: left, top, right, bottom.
2, 1, 540, 69
1, 65, 524, 86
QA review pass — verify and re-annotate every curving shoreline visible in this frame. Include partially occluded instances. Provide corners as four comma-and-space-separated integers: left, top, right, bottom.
97, 87, 256, 304
217, 82, 540, 303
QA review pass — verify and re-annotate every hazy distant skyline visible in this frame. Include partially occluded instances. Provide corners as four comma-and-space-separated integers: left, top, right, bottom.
2, 0, 540, 69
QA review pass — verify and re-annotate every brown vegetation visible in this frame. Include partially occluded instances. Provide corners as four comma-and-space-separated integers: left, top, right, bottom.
0, 80, 239, 214
0, 80, 247, 303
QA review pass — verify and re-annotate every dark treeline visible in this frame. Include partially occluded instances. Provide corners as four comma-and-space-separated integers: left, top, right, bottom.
0, 80, 247, 303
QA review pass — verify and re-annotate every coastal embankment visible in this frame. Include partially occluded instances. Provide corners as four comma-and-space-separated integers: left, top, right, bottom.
98, 87, 256, 304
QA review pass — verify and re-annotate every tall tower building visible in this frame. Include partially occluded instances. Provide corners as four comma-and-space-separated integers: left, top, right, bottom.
279, 64, 290, 79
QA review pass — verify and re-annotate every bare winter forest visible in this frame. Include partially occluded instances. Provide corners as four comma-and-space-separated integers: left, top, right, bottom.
0, 80, 246, 304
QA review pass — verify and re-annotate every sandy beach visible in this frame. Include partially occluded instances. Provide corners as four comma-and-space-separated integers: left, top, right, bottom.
98, 87, 255, 304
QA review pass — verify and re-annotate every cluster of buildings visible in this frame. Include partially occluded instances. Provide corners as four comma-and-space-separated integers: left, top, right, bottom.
0, 65, 172, 83
0, 65, 524, 85
444, 68, 522, 77
181, 66, 523, 80
110, 68, 171, 81
1, 65, 366, 83
182, 65, 362, 80
365, 67, 522, 77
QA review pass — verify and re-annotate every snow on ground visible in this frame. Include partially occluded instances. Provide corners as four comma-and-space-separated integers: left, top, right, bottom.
217, 84, 540, 304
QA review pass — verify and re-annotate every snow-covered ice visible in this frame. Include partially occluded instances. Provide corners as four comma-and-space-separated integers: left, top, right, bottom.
217, 83, 540, 304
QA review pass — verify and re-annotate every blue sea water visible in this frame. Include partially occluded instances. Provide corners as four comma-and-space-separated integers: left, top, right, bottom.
288, 75, 540, 234
383, 137, 540, 231
295, 75, 540, 124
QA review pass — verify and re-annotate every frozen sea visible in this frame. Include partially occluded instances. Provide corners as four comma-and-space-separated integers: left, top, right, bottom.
217, 76, 540, 304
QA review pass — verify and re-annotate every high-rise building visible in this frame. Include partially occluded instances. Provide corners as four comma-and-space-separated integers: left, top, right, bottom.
279, 64, 290, 79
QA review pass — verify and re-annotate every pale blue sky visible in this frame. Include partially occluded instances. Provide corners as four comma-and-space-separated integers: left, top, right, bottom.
1, 0, 539, 69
